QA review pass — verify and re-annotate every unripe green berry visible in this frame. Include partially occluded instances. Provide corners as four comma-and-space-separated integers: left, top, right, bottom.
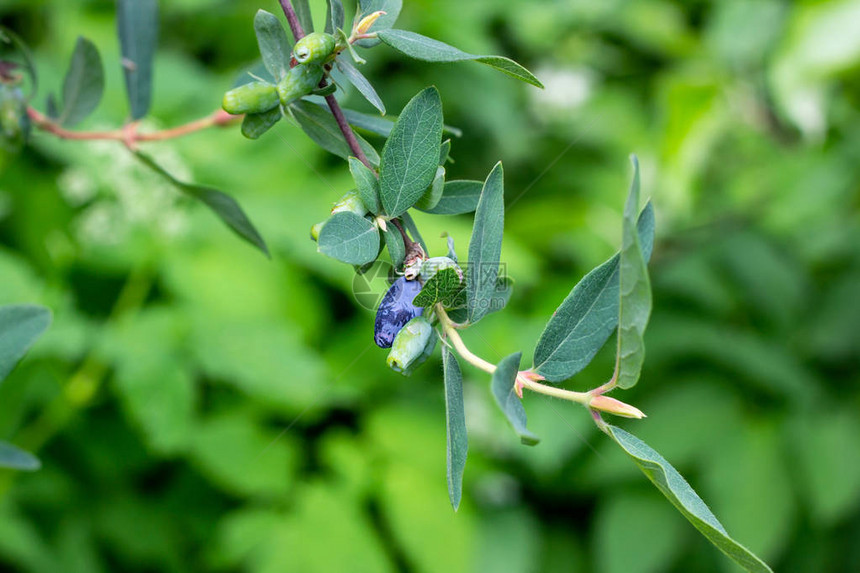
310, 221, 324, 241
292, 32, 337, 65
387, 316, 435, 374
277, 64, 324, 107
222, 81, 279, 115
331, 189, 367, 216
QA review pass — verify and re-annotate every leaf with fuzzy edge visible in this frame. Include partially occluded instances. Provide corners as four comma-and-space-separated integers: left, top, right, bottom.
0, 441, 40, 471
254, 10, 292, 82
378, 87, 443, 217
532, 203, 655, 382
349, 157, 382, 214
491, 352, 539, 445
466, 162, 505, 324
134, 152, 269, 256
377, 29, 543, 88
614, 155, 652, 389
336, 58, 385, 115
291, 100, 380, 165
382, 225, 405, 268
607, 425, 774, 573
117, 0, 158, 120
318, 212, 380, 265
442, 345, 468, 510
59, 37, 104, 126
0, 304, 51, 384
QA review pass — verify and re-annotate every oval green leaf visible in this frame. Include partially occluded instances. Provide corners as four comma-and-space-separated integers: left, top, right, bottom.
606, 425, 774, 573
291, 100, 380, 165
416, 180, 482, 215
117, 0, 158, 120
442, 345, 467, 511
318, 212, 380, 265
255, 10, 292, 82
491, 352, 539, 445
377, 29, 543, 88
0, 303, 52, 383
466, 162, 505, 324
59, 36, 104, 127
378, 87, 443, 216
336, 58, 385, 115
532, 202, 655, 382
0, 441, 41, 471
134, 152, 269, 257
349, 156, 382, 214
614, 155, 652, 389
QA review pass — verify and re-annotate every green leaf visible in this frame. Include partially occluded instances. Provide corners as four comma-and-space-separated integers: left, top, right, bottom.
466, 162, 505, 324
336, 58, 385, 115
59, 37, 104, 126
134, 152, 269, 256
400, 211, 428, 254
324, 0, 345, 35
254, 10, 292, 82
292, 0, 314, 37
349, 157, 382, 214
606, 425, 774, 573
414, 166, 445, 211
614, 155, 652, 389
241, 106, 282, 139
378, 87, 443, 217
0, 304, 51, 383
413, 267, 463, 308
0, 441, 40, 471
117, 0, 158, 120
439, 139, 451, 165
442, 345, 468, 511
318, 212, 380, 265
291, 100, 380, 165
343, 108, 461, 138
532, 203, 655, 382
377, 29, 543, 88
416, 179, 481, 215
491, 352, 539, 445
382, 225, 405, 268
356, 0, 402, 48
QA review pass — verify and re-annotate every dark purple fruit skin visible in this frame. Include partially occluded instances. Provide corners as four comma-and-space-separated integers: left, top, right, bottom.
374, 277, 424, 348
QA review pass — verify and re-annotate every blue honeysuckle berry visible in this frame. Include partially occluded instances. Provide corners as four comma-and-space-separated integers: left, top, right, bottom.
374, 276, 424, 348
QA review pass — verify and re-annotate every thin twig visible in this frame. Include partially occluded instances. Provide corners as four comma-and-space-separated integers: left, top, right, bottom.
278, 0, 374, 170
27, 107, 238, 149
278, 0, 306, 41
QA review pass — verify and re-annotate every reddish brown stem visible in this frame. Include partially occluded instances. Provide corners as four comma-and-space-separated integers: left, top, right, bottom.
27, 107, 238, 149
278, 0, 306, 41
278, 0, 374, 171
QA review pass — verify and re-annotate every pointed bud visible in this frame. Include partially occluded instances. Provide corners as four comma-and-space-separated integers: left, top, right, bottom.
589, 395, 646, 419
356, 11, 386, 35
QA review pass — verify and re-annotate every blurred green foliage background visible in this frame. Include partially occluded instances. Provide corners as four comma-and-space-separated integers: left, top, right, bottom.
2, 0, 860, 571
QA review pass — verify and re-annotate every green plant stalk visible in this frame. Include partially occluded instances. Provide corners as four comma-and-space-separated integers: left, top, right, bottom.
435, 305, 645, 420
